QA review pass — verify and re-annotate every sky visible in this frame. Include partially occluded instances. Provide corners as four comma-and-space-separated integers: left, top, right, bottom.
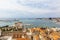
0, 0, 60, 18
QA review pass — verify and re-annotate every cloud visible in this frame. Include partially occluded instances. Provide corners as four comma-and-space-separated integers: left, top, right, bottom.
0, 0, 51, 14
0, 9, 41, 18
0, 0, 60, 18
18, 0, 60, 9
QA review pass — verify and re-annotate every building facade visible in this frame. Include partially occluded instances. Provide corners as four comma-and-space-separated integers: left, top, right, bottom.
0, 29, 1, 36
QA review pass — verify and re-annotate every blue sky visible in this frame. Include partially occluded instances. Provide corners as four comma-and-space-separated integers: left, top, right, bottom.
0, 0, 60, 18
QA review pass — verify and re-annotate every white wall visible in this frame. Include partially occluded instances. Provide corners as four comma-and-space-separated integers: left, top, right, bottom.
0, 30, 1, 36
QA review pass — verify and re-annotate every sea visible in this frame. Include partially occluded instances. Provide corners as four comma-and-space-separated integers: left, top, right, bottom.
0, 18, 60, 28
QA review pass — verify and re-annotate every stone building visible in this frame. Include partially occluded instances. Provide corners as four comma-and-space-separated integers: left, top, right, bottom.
14, 22, 23, 28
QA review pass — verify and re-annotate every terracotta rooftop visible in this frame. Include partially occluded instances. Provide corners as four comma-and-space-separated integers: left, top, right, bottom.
16, 38, 30, 40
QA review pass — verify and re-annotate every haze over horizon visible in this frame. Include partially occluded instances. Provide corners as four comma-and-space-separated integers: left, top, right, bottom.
0, 0, 60, 18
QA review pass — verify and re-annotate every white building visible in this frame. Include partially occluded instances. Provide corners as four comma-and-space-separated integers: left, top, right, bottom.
50, 27, 60, 31
0, 29, 1, 36
14, 22, 23, 28
0, 36, 12, 40
26, 31, 32, 40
